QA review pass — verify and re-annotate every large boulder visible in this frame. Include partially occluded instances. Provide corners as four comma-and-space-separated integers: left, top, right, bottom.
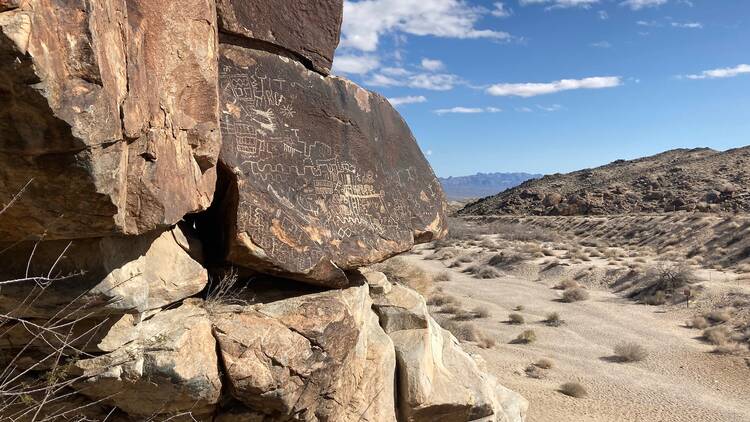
72, 300, 222, 418
361, 270, 528, 422
217, 45, 447, 287
216, 0, 342, 74
0, 225, 207, 318
212, 284, 397, 421
0, 0, 220, 241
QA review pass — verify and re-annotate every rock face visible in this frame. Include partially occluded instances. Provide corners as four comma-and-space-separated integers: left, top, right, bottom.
0, 0, 220, 241
73, 300, 222, 417
0, 226, 207, 318
216, 0, 343, 74
218, 45, 447, 286
212, 284, 397, 421
362, 270, 528, 422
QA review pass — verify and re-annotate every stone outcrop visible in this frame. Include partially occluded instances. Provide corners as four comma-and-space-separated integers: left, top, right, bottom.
216, 0, 343, 74
361, 270, 528, 422
0, 0, 220, 241
0, 1, 526, 421
0, 226, 207, 318
217, 45, 447, 287
212, 284, 397, 421
72, 300, 222, 417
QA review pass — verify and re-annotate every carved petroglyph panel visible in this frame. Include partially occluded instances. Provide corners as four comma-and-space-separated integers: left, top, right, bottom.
219, 45, 447, 285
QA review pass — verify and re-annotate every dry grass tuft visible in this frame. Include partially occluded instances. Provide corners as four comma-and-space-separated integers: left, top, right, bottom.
706, 308, 734, 324
434, 271, 452, 282
562, 287, 590, 303
472, 305, 491, 319
513, 329, 537, 344
559, 382, 588, 398
427, 293, 459, 307
614, 342, 649, 362
535, 358, 554, 369
544, 312, 563, 327
525, 364, 545, 379
372, 257, 433, 295
508, 313, 525, 324
554, 279, 580, 290
703, 326, 731, 345
688, 316, 709, 330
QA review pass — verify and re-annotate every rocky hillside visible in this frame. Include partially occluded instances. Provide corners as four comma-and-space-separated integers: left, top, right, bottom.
440, 172, 541, 200
0, 1, 525, 421
460, 147, 750, 216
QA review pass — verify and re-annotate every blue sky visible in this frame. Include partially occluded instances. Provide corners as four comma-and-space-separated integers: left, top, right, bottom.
332, 0, 750, 177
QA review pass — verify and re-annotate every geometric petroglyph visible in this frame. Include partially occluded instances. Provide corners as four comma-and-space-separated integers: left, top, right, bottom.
219, 45, 447, 285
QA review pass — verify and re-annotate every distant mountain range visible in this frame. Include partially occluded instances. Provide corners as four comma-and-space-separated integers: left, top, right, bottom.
439, 172, 542, 201
459, 147, 750, 216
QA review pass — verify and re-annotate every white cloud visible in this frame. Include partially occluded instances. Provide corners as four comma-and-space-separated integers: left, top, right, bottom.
368, 70, 461, 91
537, 104, 563, 112
388, 95, 428, 106
520, 0, 600, 9
681, 64, 750, 80
637, 20, 659, 27
421, 58, 445, 71
434, 106, 502, 115
671, 21, 703, 29
381, 67, 411, 76
492, 2, 512, 17
621, 0, 668, 11
516, 107, 534, 112
487, 76, 622, 97
598, 10, 609, 20
590, 41, 612, 48
426, 149, 433, 156
341, 0, 511, 52
332, 54, 380, 75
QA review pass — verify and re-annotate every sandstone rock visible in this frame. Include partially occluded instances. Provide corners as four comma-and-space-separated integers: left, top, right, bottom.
212, 284, 397, 421
0, 0, 220, 241
217, 45, 447, 286
73, 300, 222, 417
362, 270, 527, 422
216, 0, 342, 74
0, 226, 207, 319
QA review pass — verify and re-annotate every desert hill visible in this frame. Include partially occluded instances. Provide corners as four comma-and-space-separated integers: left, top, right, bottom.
439, 172, 541, 201
460, 147, 750, 216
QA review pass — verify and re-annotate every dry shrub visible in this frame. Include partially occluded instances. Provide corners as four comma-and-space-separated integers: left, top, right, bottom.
514, 305, 525, 311
427, 293, 459, 307
706, 308, 734, 324
439, 303, 462, 315
473, 306, 491, 319
713, 343, 746, 355
562, 288, 589, 303
434, 271, 452, 282
458, 255, 476, 263
487, 252, 525, 269
629, 263, 697, 304
545, 312, 563, 327
535, 358, 554, 369
372, 257, 432, 295
514, 329, 537, 344
559, 382, 587, 398
703, 326, 731, 345
465, 265, 500, 279
554, 279, 580, 290
614, 342, 649, 362
477, 336, 497, 349
508, 313, 525, 324
438, 319, 494, 348
525, 364, 545, 379
688, 316, 709, 330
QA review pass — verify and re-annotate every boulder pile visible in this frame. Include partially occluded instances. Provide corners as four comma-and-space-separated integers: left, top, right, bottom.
0, 0, 526, 420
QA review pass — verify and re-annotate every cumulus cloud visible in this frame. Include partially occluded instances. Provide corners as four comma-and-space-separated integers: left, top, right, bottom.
621, 0, 668, 10
681, 64, 750, 80
388, 95, 428, 106
332, 54, 380, 75
487, 76, 622, 97
421, 58, 445, 71
341, 0, 511, 52
598, 10, 609, 20
434, 106, 502, 115
520, 0, 600, 9
590, 41, 612, 48
367, 68, 461, 91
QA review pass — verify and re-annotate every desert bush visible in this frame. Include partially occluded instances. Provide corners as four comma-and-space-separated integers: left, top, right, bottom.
487, 252, 525, 269
629, 263, 697, 304
439, 303, 462, 315
559, 382, 587, 398
477, 336, 497, 349
427, 293, 459, 307
514, 305, 525, 311
372, 257, 433, 295
688, 316, 709, 329
703, 326, 731, 345
514, 329, 537, 344
544, 312, 563, 327
434, 271, 452, 282
712, 342, 746, 355
644, 290, 667, 306
614, 342, 649, 362
508, 313, 525, 324
464, 265, 500, 279
535, 358, 554, 369
706, 308, 734, 324
562, 288, 590, 303
473, 306, 491, 319
554, 279, 580, 290
525, 364, 544, 379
